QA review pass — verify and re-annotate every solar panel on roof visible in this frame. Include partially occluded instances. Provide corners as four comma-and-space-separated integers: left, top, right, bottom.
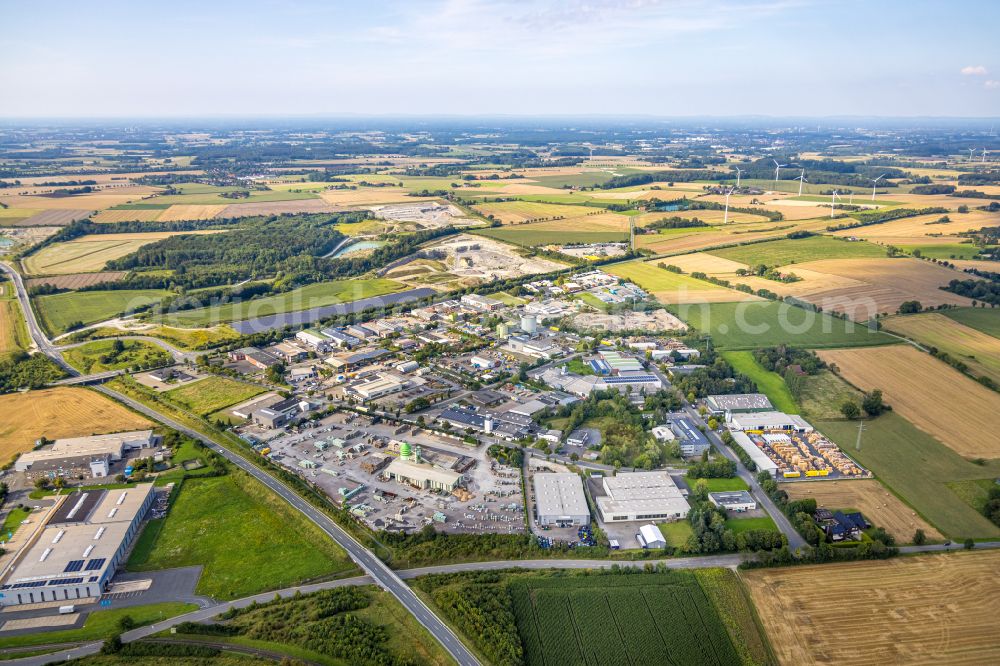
64, 559, 85, 573
48, 577, 84, 586
84, 558, 106, 571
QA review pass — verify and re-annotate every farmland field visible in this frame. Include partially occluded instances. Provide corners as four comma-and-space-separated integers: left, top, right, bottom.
156, 204, 226, 221
92, 208, 163, 223
34, 288, 170, 334
0, 387, 152, 464
0, 209, 90, 226
24, 271, 127, 290
942, 306, 1000, 338
163, 376, 264, 415
22, 231, 224, 275
784, 479, 942, 542
819, 346, 1000, 458
744, 551, 1000, 665
509, 571, 747, 666
721, 351, 799, 413
0, 284, 30, 359
62, 339, 172, 374
606, 259, 756, 304
796, 369, 863, 420
883, 311, 1000, 384
161, 278, 404, 327
474, 225, 627, 247
710, 236, 887, 265
472, 200, 594, 224
900, 242, 991, 260
667, 301, 897, 350
817, 413, 1000, 539
127, 471, 354, 599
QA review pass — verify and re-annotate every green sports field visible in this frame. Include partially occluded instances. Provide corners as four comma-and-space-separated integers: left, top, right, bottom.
722, 350, 799, 413
668, 301, 898, 349
817, 413, 1000, 540
710, 236, 887, 266
34, 289, 170, 335
160, 278, 405, 327
128, 471, 355, 599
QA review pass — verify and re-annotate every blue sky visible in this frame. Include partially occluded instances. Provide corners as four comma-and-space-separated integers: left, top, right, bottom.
1, 0, 998, 118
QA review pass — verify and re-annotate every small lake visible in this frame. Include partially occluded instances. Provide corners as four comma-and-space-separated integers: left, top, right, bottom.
331, 239, 384, 257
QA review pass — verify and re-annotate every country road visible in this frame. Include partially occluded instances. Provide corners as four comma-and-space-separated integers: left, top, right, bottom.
0, 262, 74, 374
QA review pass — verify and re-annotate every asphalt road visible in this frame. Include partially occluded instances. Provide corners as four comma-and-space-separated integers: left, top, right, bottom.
93, 385, 480, 666
0, 262, 75, 375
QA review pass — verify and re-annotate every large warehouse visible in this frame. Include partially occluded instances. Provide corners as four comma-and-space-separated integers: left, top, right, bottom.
533, 473, 589, 527
14, 431, 158, 476
727, 411, 814, 433
0, 484, 154, 606
596, 472, 690, 523
384, 456, 463, 492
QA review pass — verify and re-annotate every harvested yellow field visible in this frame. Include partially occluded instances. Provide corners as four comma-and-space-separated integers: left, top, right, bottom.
787, 258, 972, 317
636, 227, 791, 255
784, 480, 942, 542
832, 209, 999, 240
157, 204, 226, 221
882, 312, 1000, 385
0, 387, 153, 464
462, 182, 567, 196
22, 230, 224, 275
818, 345, 1000, 458
0, 192, 156, 211
517, 212, 629, 233
743, 551, 1000, 665
877, 192, 997, 209
92, 208, 164, 223
472, 200, 593, 224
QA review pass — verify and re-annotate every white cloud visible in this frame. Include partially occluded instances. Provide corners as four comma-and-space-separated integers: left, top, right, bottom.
961, 65, 988, 76
985, 80, 1000, 89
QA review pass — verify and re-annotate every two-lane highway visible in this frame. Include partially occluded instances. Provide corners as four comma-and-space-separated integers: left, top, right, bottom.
95, 385, 480, 666
0, 262, 75, 375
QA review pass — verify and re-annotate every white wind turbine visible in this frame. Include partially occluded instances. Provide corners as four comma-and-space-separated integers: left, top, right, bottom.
794, 169, 807, 196
870, 173, 887, 201
772, 159, 787, 188
830, 190, 840, 218
723, 186, 736, 225
983, 148, 988, 163
968, 147, 977, 161
733, 165, 743, 188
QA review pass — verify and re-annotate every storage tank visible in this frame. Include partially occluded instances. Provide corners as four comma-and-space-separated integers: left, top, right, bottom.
520, 315, 537, 334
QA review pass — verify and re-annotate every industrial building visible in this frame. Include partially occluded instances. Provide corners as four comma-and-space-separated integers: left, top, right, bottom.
533, 473, 589, 527
709, 491, 757, 512
598, 350, 645, 374
596, 472, 690, 523
0, 484, 155, 606
664, 414, 711, 457
730, 432, 779, 477
383, 443, 463, 491
15, 431, 159, 476
504, 335, 559, 359
705, 394, 774, 415
350, 373, 409, 400
727, 411, 814, 433
460, 293, 503, 311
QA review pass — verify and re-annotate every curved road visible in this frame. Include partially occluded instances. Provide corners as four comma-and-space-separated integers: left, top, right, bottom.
0, 262, 74, 374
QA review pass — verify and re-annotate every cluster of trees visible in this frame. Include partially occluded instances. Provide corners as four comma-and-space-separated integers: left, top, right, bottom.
687, 452, 737, 479
683, 498, 787, 554
600, 169, 728, 189
957, 171, 1000, 186
428, 577, 522, 666
983, 485, 1000, 528
840, 389, 889, 420
732, 158, 908, 189
672, 355, 756, 401
911, 184, 956, 195
0, 353, 66, 393
943, 278, 1000, 306
735, 264, 801, 283
644, 216, 709, 230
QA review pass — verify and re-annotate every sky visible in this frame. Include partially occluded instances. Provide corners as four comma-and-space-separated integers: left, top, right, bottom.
1, 0, 998, 118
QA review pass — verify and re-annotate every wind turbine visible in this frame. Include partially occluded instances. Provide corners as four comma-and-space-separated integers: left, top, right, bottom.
968, 147, 977, 161
870, 173, 887, 201
983, 148, 988, 163
849, 191, 854, 205
733, 166, 743, 189
772, 159, 786, 188
723, 186, 736, 225
830, 190, 840, 218
794, 169, 807, 196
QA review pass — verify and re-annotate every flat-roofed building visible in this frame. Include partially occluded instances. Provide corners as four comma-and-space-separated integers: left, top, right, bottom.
352, 374, 408, 400
15, 431, 158, 475
727, 411, 814, 433
709, 490, 757, 512
597, 471, 690, 523
729, 432, 779, 477
384, 458, 463, 492
705, 393, 774, 415
534, 473, 589, 527
0, 484, 155, 606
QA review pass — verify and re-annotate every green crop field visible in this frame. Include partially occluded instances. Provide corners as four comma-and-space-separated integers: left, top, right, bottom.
797, 369, 863, 421
161, 278, 405, 327
473, 200, 591, 222
163, 376, 264, 416
901, 243, 990, 260
473, 226, 626, 247
667, 301, 898, 350
150, 187, 319, 205
34, 289, 170, 335
510, 572, 743, 666
128, 471, 355, 598
725, 516, 779, 534
710, 236, 887, 266
606, 259, 742, 296
943, 307, 1000, 338
689, 476, 751, 492
722, 351, 799, 413
62, 339, 172, 374
818, 413, 1000, 539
